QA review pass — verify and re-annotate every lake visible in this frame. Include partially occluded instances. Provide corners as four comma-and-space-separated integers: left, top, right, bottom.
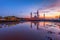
0, 21, 60, 40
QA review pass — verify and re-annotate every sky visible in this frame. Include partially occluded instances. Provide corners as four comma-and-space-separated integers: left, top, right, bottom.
0, 0, 60, 18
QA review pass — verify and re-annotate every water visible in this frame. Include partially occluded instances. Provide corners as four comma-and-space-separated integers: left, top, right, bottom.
0, 21, 60, 40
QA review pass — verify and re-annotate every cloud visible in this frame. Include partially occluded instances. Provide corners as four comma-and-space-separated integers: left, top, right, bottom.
40, 0, 60, 15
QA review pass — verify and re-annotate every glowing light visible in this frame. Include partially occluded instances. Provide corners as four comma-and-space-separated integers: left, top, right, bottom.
38, 9, 60, 19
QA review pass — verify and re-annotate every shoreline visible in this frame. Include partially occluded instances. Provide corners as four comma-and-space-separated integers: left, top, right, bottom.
0, 20, 60, 22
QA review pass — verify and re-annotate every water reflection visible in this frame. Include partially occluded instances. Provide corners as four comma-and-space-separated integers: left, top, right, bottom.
0, 21, 60, 29
30, 21, 60, 40
0, 21, 60, 40
30, 21, 60, 30
0, 21, 26, 28
30, 21, 39, 30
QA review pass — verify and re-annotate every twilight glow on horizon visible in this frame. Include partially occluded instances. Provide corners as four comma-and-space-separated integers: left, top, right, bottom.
0, 0, 60, 18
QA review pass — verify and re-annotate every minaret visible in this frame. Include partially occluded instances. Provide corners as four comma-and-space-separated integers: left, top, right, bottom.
30, 12, 32, 18
44, 13, 45, 20
37, 10, 39, 18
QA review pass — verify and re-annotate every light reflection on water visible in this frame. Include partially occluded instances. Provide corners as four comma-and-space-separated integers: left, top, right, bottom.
0, 21, 60, 40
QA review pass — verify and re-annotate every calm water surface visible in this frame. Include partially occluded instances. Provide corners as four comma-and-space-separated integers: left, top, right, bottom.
0, 21, 60, 40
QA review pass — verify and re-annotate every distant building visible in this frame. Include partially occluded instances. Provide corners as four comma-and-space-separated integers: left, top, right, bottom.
31, 10, 39, 18
4, 16, 20, 21
34, 15, 37, 18
0, 16, 5, 20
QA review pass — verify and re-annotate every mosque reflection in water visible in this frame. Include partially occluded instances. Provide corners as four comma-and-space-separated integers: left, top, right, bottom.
30, 21, 60, 40
0, 21, 24, 28
0, 21, 60, 40
31, 21, 60, 29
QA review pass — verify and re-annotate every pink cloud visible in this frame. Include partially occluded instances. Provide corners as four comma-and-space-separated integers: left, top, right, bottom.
44, 0, 60, 10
